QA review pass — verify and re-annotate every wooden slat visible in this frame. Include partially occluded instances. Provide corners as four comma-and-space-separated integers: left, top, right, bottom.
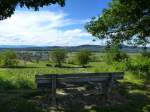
36, 72, 123, 80
35, 72, 124, 108
35, 72, 124, 89
36, 72, 123, 79
57, 72, 123, 78
57, 77, 109, 83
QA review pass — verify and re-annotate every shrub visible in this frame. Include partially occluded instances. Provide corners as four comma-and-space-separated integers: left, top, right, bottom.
143, 105, 150, 112
0, 50, 18, 67
90, 54, 99, 62
15, 79, 32, 89
126, 54, 150, 80
76, 49, 91, 67
0, 78, 16, 90
50, 49, 67, 67
142, 51, 150, 58
67, 58, 76, 65
105, 50, 129, 64
46, 63, 52, 67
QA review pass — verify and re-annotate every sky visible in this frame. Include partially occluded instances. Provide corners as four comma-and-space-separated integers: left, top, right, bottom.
0, 0, 111, 46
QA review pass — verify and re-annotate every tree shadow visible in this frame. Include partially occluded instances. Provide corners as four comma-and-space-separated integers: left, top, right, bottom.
0, 93, 44, 112
0, 81, 149, 112
50, 82, 150, 112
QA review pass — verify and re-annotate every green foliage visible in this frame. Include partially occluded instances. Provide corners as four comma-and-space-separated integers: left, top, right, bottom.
76, 49, 91, 67
0, 52, 149, 112
50, 49, 67, 67
46, 63, 52, 67
85, 0, 150, 46
126, 54, 150, 80
0, 77, 32, 90
143, 105, 150, 112
106, 50, 129, 63
0, 0, 65, 20
105, 44, 129, 63
141, 51, 150, 58
0, 50, 18, 67
90, 54, 99, 62
0, 78, 16, 90
67, 57, 76, 65
15, 79, 32, 89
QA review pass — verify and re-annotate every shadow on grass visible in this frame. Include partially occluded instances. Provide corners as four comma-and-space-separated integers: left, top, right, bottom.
55, 82, 150, 112
0, 81, 149, 112
0, 96, 44, 112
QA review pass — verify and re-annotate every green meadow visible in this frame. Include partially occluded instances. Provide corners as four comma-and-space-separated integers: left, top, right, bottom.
0, 52, 149, 112
0, 53, 139, 89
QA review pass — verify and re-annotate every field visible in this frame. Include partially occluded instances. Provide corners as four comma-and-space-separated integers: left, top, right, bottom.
0, 53, 145, 88
0, 52, 149, 112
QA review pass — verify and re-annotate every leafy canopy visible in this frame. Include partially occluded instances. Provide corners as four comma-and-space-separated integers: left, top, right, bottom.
0, 0, 65, 20
0, 50, 18, 67
76, 49, 91, 67
50, 49, 67, 67
85, 0, 150, 46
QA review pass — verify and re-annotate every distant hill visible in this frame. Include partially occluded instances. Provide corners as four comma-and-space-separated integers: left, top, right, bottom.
0, 45, 35, 48
0, 45, 149, 53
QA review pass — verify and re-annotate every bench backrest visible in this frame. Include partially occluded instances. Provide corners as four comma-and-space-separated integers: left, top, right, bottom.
35, 72, 124, 89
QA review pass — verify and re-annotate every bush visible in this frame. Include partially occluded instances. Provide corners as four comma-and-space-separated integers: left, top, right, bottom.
126, 54, 150, 80
0, 78, 16, 90
0, 50, 18, 67
46, 63, 52, 67
67, 59, 75, 65
143, 105, 150, 112
90, 54, 99, 62
50, 49, 67, 67
142, 51, 150, 58
15, 79, 32, 89
106, 50, 129, 64
75, 49, 91, 67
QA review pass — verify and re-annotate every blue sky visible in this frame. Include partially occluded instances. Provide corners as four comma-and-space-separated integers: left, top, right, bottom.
0, 0, 111, 46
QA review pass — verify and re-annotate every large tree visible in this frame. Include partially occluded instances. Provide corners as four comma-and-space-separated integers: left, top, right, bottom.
76, 49, 91, 67
0, 0, 65, 20
50, 49, 67, 67
85, 0, 150, 47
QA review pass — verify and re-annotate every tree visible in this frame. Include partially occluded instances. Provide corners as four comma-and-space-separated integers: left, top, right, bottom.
85, 0, 150, 48
0, 50, 18, 67
105, 40, 129, 63
0, 0, 65, 20
34, 52, 42, 64
50, 49, 67, 67
18, 52, 32, 65
76, 49, 91, 67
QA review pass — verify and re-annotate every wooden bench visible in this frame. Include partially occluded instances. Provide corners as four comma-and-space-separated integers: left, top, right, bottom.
35, 72, 124, 108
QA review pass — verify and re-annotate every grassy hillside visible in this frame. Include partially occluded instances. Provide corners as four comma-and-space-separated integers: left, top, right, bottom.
0, 52, 149, 112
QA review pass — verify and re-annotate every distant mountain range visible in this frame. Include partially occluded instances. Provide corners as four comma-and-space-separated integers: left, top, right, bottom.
0, 45, 149, 53
0, 45, 36, 48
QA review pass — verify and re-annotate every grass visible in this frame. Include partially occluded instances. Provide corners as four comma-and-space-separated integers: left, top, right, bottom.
0, 52, 149, 112
0, 61, 125, 89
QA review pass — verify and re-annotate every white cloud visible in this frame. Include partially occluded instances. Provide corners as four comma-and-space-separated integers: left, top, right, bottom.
0, 10, 102, 46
